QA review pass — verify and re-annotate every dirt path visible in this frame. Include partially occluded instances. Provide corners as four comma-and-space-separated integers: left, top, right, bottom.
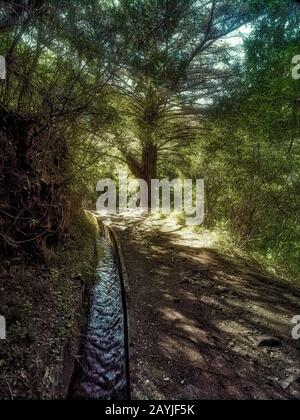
104, 215, 300, 400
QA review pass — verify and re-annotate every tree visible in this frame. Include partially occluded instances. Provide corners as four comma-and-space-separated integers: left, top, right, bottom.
103, 0, 267, 202
0, 0, 115, 256
186, 0, 300, 271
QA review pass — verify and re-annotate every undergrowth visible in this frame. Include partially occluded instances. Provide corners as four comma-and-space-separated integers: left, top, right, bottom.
0, 211, 99, 399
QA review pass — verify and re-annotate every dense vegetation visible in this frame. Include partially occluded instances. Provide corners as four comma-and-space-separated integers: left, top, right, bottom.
0, 0, 299, 274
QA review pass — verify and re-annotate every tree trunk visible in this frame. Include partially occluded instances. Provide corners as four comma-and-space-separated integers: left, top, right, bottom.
141, 143, 158, 206
123, 142, 158, 207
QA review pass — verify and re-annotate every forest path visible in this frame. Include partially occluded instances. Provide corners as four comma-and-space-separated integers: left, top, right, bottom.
102, 215, 300, 400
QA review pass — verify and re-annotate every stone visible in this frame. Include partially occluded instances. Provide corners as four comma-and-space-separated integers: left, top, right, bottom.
281, 374, 300, 390
256, 335, 282, 348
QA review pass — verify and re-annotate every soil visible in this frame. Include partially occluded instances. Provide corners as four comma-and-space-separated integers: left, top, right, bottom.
104, 215, 300, 400
0, 212, 98, 400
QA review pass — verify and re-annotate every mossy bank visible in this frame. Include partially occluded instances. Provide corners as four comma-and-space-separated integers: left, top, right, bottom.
0, 211, 99, 399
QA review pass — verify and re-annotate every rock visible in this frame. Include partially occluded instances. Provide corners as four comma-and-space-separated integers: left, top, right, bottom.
266, 376, 278, 386
256, 335, 282, 348
281, 374, 300, 390
20, 369, 28, 380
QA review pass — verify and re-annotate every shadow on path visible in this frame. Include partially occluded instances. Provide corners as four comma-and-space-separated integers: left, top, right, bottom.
105, 215, 300, 400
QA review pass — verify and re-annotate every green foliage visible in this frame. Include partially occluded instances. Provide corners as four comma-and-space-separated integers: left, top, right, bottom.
0, 0, 299, 274
185, 1, 300, 273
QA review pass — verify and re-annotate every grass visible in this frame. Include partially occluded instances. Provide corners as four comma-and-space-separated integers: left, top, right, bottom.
144, 212, 299, 283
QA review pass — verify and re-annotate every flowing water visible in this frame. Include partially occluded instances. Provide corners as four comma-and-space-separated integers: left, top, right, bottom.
70, 236, 128, 400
